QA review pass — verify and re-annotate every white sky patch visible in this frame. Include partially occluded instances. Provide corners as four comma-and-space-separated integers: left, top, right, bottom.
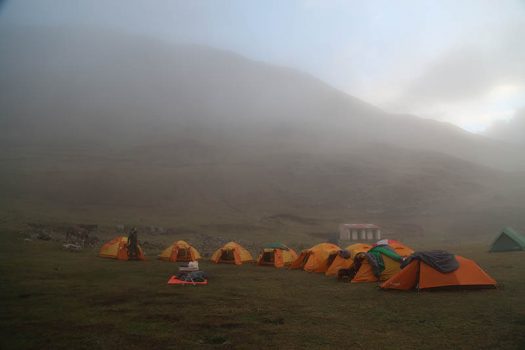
387, 84, 525, 133
487, 85, 524, 101
453, 84, 524, 132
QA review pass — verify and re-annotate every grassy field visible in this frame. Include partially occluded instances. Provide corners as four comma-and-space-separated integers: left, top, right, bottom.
1, 230, 525, 350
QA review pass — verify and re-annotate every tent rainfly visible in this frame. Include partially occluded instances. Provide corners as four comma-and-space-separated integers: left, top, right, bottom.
381, 254, 497, 290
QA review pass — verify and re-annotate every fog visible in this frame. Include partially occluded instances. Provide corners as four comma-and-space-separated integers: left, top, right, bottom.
0, 0, 524, 232
485, 108, 525, 144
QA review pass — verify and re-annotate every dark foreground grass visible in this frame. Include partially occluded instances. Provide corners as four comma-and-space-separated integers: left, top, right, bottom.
1, 231, 525, 350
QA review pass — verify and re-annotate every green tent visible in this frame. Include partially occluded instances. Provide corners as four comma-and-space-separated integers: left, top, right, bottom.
490, 227, 525, 252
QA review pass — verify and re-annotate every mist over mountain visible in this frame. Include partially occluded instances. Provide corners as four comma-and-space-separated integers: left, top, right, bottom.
484, 109, 525, 145
1, 26, 524, 234
2, 27, 524, 168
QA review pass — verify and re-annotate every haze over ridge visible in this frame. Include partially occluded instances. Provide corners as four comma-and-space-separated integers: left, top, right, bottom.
1, 26, 523, 168
0, 26, 524, 234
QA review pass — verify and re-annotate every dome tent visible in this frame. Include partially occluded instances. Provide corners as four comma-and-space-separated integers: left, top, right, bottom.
381, 253, 496, 290
257, 242, 298, 268
489, 227, 525, 252
290, 243, 341, 273
159, 240, 201, 262
210, 242, 254, 265
99, 236, 145, 261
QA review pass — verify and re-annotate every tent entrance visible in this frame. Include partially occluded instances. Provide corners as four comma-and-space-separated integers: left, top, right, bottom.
327, 253, 337, 267
301, 252, 311, 266
219, 249, 236, 263
176, 248, 191, 261
260, 251, 275, 265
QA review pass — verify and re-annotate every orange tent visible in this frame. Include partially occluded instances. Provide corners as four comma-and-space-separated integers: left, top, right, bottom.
325, 243, 372, 276
290, 243, 341, 273
381, 255, 497, 290
350, 245, 405, 283
257, 243, 298, 268
159, 240, 201, 262
99, 236, 145, 261
210, 242, 254, 265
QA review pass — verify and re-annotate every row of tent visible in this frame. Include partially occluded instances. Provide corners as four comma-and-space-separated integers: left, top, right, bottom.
98, 226, 525, 263
99, 238, 294, 267
98, 234, 510, 290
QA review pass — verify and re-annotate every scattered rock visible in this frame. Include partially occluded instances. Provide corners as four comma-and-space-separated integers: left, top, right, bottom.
65, 225, 99, 247
24, 222, 99, 247
62, 243, 82, 252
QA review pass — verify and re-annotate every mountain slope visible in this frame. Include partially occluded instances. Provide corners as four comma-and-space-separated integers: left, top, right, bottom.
1, 26, 524, 170
1, 26, 524, 234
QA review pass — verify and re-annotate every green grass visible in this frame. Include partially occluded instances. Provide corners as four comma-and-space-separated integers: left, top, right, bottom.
1, 231, 525, 349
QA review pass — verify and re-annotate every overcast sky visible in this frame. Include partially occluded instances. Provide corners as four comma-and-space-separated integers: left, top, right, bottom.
2, 0, 524, 133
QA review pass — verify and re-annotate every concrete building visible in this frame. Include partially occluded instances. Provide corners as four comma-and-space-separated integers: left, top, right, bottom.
339, 224, 381, 241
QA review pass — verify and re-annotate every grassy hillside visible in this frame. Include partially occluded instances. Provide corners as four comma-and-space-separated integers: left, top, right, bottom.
1, 142, 524, 241
1, 26, 524, 239
1, 230, 525, 349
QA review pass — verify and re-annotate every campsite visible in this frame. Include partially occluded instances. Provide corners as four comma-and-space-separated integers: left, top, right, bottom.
2, 225, 525, 349
2, 1, 525, 349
